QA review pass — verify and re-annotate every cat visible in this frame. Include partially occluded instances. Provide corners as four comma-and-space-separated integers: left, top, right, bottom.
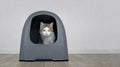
40, 22, 55, 44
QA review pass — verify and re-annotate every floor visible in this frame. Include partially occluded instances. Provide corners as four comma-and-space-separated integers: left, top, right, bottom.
0, 54, 120, 67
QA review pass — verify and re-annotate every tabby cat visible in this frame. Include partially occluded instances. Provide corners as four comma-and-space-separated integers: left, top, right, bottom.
40, 22, 55, 44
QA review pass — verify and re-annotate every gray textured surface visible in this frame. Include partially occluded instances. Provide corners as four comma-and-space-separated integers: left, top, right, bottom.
20, 11, 68, 61
1, 54, 120, 67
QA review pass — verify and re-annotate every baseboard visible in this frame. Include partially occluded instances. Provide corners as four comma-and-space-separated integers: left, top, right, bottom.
0, 49, 19, 54
68, 49, 120, 54
0, 49, 120, 54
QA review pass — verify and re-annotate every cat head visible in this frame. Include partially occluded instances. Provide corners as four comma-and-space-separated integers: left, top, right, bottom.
40, 22, 54, 36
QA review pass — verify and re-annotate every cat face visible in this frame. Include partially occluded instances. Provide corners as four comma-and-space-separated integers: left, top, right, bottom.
40, 22, 53, 36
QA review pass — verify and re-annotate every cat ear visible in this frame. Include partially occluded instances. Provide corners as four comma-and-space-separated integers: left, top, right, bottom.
40, 22, 44, 30
50, 22, 53, 27
40, 22, 44, 26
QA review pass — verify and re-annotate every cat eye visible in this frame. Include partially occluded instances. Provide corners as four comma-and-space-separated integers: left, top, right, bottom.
43, 30, 45, 31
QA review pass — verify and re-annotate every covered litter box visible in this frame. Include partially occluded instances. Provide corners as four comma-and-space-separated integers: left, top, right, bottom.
19, 11, 68, 61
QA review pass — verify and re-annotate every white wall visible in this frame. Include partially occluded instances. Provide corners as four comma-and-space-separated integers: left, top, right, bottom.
0, 0, 120, 54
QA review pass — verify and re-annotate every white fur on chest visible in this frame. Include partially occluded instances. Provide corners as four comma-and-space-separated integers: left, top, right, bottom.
41, 32, 55, 44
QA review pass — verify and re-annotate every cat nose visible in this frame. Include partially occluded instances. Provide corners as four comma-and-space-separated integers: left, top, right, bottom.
45, 33, 49, 36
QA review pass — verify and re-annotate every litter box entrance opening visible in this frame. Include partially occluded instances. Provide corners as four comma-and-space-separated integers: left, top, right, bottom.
30, 15, 57, 44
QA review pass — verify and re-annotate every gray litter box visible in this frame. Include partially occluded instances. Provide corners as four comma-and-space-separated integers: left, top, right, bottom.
19, 11, 68, 61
